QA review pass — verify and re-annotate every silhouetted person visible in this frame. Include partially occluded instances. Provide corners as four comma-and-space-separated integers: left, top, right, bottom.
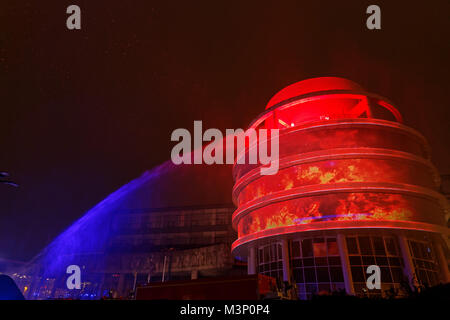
0, 275, 25, 300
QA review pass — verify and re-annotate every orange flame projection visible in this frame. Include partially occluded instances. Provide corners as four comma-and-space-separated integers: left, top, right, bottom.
238, 158, 433, 206
232, 79, 442, 247
233, 125, 427, 183
237, 192, 444, 238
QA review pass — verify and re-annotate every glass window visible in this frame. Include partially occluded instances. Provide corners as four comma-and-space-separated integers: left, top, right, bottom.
264, 246, 270, 262
328, 256, 341, 266
303, 258, 314, 267
316, 267, 330, 282
313, 241, 327, 257
304, 268, 316, 282
351, 266, 365, 282
293, 268, 304, 283
291, 236, 345, 299
380, 267, 392, 283
292, 241, 301, 258
327, 238, 339, 256
391, 267, 403, 282
293, 259, 302, 268
388, 257, 401, 266
302, 239, 313, 257
408, 239, 439, 287
385, 237, 398, 256
427, 271, 437, 285
346, 237, 358, 254
410, 241, 420, 258
349, 256, 362, 265
423, 245, 433, 260
358, 237, 372, 255
305, 283, 317, 294
330, 267, 344, 282
271, 245, 276, 260
362, 256, 376, 265
315, 257, 327, 266
347, 235, 407, 298
375, 256, 388, 266
372, 237, 386, 255
257, 243, 284, 280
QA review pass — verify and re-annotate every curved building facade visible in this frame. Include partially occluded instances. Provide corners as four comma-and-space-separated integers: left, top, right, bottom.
232, 77, 450, 298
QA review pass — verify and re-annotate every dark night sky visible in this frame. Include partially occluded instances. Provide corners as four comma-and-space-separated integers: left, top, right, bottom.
1, 1, 449, 261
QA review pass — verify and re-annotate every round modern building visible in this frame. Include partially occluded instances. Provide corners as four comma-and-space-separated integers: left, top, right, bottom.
231, 77, 450, 299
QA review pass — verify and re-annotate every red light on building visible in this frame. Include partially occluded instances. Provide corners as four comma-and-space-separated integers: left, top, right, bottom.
232, 77, 450, 299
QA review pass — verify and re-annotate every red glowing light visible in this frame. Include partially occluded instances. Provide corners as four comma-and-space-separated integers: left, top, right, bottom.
266, 77, 366, 109
231, 77, 447, 255
235, 192, 445, 238
249, 78, 402, 132
235, 157, 437, 206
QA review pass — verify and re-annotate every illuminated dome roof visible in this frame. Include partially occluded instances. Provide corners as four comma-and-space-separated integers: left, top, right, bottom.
247, 77, 402, 131
266, 77, 366, 109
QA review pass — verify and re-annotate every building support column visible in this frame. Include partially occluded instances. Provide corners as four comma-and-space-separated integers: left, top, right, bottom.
132, 272, 138, 295
281, 239, 290, 282
248, 246, 256, 275
337, 233, 355, 295
397, 234, 418, 288
116, 273, 126, 298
